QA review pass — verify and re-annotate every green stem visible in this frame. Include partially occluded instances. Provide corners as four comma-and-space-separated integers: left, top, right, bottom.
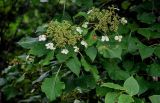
62, 0, 66, 18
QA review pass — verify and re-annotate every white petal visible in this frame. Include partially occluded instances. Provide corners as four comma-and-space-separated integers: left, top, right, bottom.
119, 35, 123, 39
101, 36, 105, 42
114, 36, 119, 40
61, 49, 69, 54
105, 36, 109, 41
82, 22, 89, 28
81, 40, 88, 48
45, 43, 55, 50
87, 10, 92, 14
38, 35, 47, 41
76, 27, 83, 34
73, 46, 79, 52
121, 17, 127, 24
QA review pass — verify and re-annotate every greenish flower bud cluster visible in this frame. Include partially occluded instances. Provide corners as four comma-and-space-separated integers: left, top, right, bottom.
88, 6, 120, 32
46, 20, 81, 47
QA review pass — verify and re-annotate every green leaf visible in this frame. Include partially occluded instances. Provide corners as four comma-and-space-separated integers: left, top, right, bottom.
148, 63, 160, 76
136, 76, 149, 95
0, 78, 6, 86
137, 28, 160, 39
121, 1, 131, 10
127, 37, 138, 53
29, 42, 50, 57
66, 57, 81, 76
16, 73, 25, 83
118, 24, 130, 35
98, 45, 122, 59
134, 98, 145, 103
75, 0, 93, 8
86, 30, 97, 46
122, 60, 134, 72
85, 46, 97, 61
118, 94, 134, 103
81, 57, 90, 72
154, 46, 160, 58
102, 83, 125, 90
41, 76, 65, 101
105, 92, 119, 103
36, 24, 48, 34
96, 86, 112, 96
137, 28, 152, 39
124, 76, 139, 96
56, 53, 71, 63
103, 61, 130, 80
2, 85, 18, 100
39, 51, 54, 66
138, 44, 155, 60
149, 95, 160, 103
137, 12, 156, 24
17, 37, 38, 49
74, 12, 88, 20
75, 75, 96, 90
90, 66, 100, 81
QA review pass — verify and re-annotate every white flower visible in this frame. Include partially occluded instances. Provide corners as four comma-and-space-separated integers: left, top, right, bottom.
101, 36, 109, 42
38, 35, 47, 41
76, 27, 83, 34
73, 46, 79, 52
61, 49, 69, 54
40, 0, 48, 2
87, 10, 93, 14
82, 22, 89, 28
120, 17, 127, 25
114, 35, 123, 42
81, 40, 88, 48
45, 43, 56, 50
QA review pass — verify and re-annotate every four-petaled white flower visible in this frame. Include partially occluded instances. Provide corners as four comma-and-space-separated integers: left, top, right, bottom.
101, 36, 109, 42
87, 10, 93, 14
76, 27, 83, 34
114, 35, 123, 42
38, 35, 47, 41
82, 22, 89, 28
81, 40, 88, 48
61, 49, 69, 54
120, 17, 127, 25
73, 46, 79, 52
45, 43, 56, 50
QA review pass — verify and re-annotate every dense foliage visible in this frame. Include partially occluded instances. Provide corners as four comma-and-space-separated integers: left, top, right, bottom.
0, 0, 160, 103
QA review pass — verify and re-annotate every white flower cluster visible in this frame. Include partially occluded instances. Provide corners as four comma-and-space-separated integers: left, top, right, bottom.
82, 22, 89, 28
101, 36, 109, 42
61, 49, 69, 54
38, 35, 46, 41
121, 17, 127, 25
76, 27, 83, 34
45, 42, 56, 50
114, 35, 123, 42
100, 35, 123, 42
73, 46, 79, 52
